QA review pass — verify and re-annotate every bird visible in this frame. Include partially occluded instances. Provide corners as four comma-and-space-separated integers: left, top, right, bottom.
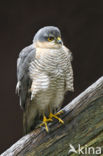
16, 26, 74, 134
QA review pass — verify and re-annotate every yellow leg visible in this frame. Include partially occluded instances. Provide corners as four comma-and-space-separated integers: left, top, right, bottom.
49, 110, 64, 124
40, 114, 52, 132
55, 110, 64, 116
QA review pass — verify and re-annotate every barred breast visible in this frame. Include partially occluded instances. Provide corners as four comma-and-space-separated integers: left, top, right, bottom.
29, 46, 73, 113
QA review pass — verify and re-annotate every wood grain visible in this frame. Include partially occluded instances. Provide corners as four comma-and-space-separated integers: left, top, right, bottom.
1, 77, 103, 156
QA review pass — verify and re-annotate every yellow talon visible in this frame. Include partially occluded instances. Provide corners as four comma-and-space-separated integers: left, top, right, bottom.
40, 115, 52, 132
49, 110, 64, 124
40, 110, 64, 132
55, 110, 64, 116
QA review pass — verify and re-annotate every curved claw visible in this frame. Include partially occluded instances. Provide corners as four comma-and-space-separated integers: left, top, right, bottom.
49, 111, 64, 124
40, 115, 52, 132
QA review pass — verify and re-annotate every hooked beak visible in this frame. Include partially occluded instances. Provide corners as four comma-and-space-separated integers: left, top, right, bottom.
57, 37, 62, 44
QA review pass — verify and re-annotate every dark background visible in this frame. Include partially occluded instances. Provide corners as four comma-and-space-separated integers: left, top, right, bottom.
0, 0, 103, 154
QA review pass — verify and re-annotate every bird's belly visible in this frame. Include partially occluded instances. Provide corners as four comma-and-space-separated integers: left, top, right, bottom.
35, 76, 65, 114
30, 51, 68, 113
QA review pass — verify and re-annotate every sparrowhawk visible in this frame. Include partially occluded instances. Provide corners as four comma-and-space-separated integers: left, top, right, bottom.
16, 26, 74, 134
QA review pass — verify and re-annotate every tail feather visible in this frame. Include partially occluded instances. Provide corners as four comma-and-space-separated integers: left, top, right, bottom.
23, 98, 39, 135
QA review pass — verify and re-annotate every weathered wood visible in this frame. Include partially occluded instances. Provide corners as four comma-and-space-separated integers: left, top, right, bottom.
1, 77, 103, 156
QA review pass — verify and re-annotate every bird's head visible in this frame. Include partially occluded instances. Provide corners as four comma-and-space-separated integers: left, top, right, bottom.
33, 26, 63, 49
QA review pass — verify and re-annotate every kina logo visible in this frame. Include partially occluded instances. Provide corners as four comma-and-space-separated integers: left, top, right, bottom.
68, 144, 102, 155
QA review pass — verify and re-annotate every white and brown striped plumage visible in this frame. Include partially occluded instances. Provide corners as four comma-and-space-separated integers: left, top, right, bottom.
16, 26, 74, 134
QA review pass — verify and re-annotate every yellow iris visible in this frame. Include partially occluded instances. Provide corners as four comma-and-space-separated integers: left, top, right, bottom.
48, 36, 62, 42
48, 36, 54, 42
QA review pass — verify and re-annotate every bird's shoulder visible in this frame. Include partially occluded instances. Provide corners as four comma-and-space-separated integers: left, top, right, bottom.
17, 44, 35, 65
17, 44, 36, 81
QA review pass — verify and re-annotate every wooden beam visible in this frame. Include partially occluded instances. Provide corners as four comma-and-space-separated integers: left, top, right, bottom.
1, 77, 103, 156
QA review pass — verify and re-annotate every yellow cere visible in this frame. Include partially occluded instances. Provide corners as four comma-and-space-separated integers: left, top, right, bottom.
57, 37, 61, 41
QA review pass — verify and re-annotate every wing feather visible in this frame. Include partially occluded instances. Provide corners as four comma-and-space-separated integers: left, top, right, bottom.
16, 44, 36, 109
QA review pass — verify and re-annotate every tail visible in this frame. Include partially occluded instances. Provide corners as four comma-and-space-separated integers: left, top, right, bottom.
23, 98, 40, 135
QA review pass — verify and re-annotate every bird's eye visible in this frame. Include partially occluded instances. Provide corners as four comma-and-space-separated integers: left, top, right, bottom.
48, 36, 54, 42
